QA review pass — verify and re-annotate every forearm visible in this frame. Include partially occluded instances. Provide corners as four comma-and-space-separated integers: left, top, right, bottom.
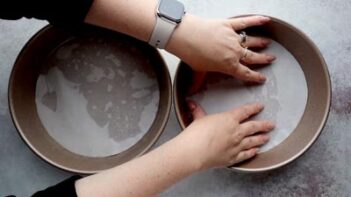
84, 0, 196, 58
75, 135, 202, 197
85, 0, 157, 42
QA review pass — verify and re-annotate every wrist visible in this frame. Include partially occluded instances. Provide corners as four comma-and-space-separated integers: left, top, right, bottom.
172, 129, 208, 172
165, 14, 200, 57
165, 133, 203, 172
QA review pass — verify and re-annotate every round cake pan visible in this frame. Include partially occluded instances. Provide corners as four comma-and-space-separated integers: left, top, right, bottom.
9, 25, 172, 174
174, 16, 331, 172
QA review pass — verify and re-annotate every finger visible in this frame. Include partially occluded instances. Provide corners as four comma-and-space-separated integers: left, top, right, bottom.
239, 120, 275, 136
230, 16, 270, 30
187, 100, 207, 120
240, 36, 271, 48
229, 103, 264, 122
230, 63, 266, 83
233, 148, 259, 164
239, 135, 270, 150
241, 49, 276, 65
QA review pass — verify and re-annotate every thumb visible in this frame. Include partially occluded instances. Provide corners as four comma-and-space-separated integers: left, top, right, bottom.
187, 100, 207, 120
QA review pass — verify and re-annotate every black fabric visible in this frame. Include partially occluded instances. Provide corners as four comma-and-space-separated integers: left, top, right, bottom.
0, 0, 94, 28
32, 175, 82, 197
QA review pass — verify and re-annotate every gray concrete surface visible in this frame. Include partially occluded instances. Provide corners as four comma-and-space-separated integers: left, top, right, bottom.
1, 0, 351, 196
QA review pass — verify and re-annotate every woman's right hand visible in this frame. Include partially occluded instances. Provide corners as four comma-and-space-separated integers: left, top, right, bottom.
178, 101, 275, 170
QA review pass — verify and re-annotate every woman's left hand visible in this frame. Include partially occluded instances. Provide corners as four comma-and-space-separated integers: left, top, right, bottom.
167, 15, 275, 83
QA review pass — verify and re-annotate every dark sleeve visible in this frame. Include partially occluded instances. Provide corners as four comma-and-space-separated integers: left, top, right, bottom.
32, 175, 82, 197
0, 0, 94, 27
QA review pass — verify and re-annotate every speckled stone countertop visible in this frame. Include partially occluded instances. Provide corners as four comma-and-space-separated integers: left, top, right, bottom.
1, 0, 350, 196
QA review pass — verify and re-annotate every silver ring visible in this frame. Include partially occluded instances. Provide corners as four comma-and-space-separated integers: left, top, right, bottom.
241, 47, 249, 60
239, 31, 247, 46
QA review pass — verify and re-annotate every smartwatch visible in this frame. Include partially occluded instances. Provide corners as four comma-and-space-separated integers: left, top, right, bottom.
149, 0, 186, 49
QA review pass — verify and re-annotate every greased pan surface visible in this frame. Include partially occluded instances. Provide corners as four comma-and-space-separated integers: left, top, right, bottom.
9, 25, 172, 174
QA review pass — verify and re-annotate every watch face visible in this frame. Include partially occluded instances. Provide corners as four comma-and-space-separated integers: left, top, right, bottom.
158, 0, 185, 23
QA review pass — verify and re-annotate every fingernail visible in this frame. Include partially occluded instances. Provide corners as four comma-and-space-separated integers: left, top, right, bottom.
262, 39, 271, 45
253, 148, 260, 154
260, 16, 270, 23
257, 103, 264, 109
268, 122, 276, 129
259, 74, 267, 82
263, 135, 270, 142
266, 55, 276, 62
188, 101, 196, 111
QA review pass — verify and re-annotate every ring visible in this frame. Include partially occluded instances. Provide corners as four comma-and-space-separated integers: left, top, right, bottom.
239, 31, 247, 46
241, 47, 249, 60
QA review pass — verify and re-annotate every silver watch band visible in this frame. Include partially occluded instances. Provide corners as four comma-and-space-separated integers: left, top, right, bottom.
149, 17, 177, 49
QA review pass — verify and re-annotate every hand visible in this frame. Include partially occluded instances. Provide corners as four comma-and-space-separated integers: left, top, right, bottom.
178, 101, 275, 170
167, 15, 275, 83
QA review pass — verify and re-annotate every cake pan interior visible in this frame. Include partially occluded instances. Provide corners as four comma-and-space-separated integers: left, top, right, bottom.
9, 25, 172, 174
174, 17, 331, 172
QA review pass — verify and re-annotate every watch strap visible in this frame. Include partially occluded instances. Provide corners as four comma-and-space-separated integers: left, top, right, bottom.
149, 16, 177, 49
